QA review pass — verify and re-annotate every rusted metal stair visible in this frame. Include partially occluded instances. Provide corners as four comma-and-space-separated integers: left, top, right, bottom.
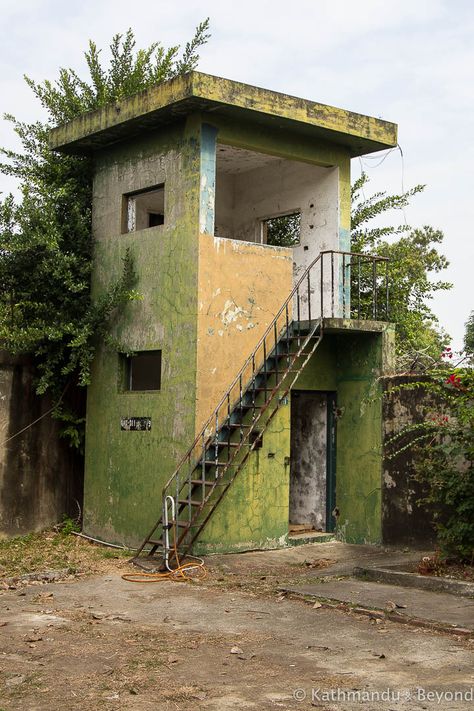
132, 250, 389, 570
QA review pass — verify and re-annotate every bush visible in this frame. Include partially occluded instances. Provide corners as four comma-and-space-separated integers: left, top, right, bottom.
389, 362, 474, 561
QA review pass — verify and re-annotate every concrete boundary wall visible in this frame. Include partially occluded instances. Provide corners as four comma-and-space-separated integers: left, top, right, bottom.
382, 375, 437, 547
0, 351, 83, 537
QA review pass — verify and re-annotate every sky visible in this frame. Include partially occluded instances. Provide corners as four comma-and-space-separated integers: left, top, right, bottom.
0, 0, 472, 350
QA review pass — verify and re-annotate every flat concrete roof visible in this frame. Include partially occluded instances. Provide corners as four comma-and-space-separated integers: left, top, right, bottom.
49, 71, 398, 156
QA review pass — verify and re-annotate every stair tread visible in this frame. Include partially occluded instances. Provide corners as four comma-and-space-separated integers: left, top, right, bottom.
260, 369, 299, 375
178, 499, 202, 506
201, 460, 229, 466
271, 350, 313, 358
252, 386, 281, 392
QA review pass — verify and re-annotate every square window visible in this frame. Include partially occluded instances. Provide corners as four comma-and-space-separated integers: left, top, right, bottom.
261, 212, 301, 247
122, 185, 165, 233
123, 350, 162, 391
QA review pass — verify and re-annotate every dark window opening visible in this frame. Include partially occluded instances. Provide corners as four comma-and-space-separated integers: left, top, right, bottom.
122, 184, 165, 233
262, 211, 301, 247
123, 350, 162, 391
148, 212, 164, 227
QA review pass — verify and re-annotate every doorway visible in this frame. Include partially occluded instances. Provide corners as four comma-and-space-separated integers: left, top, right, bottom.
289, 391, 337, 534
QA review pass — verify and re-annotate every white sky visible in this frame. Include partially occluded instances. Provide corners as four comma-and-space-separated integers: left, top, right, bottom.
1, 0, 472, 349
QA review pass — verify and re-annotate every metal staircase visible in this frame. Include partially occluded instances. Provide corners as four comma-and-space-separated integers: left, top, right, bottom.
132, 249, 389, 570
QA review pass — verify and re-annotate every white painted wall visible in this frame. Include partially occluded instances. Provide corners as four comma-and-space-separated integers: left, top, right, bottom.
215, 159, 342, 318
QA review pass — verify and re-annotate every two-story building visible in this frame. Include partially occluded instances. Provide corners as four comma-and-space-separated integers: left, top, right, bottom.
50, 72, 397, 565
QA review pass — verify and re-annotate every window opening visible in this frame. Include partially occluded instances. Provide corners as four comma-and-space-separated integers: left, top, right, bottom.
261, 212, 301, 247
122, 350, 162, 391
122, 185, 165, 233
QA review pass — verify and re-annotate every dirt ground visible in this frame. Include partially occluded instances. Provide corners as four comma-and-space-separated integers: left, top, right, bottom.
1, 534, 473, 710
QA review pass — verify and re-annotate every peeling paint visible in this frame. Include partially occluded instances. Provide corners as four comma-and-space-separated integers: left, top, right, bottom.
195, 232, 293, 433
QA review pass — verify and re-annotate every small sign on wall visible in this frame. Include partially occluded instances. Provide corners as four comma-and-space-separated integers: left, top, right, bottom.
121, 417, 152, 431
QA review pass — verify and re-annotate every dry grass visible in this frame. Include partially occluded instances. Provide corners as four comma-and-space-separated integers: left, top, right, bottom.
0, 526, 133, 580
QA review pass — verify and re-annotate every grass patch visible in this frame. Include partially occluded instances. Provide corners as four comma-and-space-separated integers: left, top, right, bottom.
0, 526, 134, 579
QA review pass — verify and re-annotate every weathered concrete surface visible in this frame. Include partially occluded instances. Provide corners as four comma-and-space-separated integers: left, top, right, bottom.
290, 391, 328, 531
282, 579, 474, 631
382, 376, 439, 546
355, 565, 474, 598
51, 64, 396, 556
0, 352, 83, 537
50, 71, 398, 156
193, 404, 292, 555
83, 118, 202, 547
1, 568, 473, 710
214, 154, 340, 318
208, 540, 431, 579
196, 232, 293, 432
193, 326, 394, 554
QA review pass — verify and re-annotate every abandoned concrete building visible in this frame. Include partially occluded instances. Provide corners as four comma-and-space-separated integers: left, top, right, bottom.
49, 72, 398, 563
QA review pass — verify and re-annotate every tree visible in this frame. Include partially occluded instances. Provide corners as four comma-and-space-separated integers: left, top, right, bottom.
264, 212, 301, 247
351, 172, 451, 364
464, 311, 474, 364
0, 23, 210, 446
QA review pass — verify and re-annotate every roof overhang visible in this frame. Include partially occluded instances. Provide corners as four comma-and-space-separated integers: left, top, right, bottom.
49, 71, 398, 157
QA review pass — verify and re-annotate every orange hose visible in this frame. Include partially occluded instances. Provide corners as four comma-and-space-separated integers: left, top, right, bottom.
122, 521, 206, 583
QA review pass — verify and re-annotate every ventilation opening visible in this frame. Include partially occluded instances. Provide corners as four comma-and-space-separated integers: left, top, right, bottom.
122, 350, 162, 391
122, 185, 165, 233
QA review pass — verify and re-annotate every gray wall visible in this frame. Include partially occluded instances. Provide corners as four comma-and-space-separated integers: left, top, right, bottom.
0, 351, 83, 537
382, 375, 437, 547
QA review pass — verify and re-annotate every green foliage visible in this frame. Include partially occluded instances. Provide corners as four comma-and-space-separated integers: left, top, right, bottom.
356, 171, 470, 560
23, 22, 210, 123
265, 212, 301, 247
388, 366, 474, 561
58, 515, 81, 536
0, 24, 210, 446
464, 311, 474, 363
351, 173, 451, 362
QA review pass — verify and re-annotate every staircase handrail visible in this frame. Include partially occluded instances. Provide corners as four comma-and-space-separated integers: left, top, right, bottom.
163, 249, 389, 494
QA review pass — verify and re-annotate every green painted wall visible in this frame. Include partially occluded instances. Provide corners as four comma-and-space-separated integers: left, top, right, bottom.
83, 116, 202, 546
295, 328, 394, 544
335, 327, 394, 543
81, 100, 392, 551
193, 404, 291, 555
193, 327, 394, 553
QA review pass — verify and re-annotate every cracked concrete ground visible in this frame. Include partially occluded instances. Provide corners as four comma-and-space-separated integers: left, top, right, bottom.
1, 542, 473, 710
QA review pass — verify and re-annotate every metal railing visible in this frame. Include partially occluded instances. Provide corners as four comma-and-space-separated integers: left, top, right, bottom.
134, 249, 389, 565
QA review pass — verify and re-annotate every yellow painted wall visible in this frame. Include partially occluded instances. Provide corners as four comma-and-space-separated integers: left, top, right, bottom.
196, 233, 293, 433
